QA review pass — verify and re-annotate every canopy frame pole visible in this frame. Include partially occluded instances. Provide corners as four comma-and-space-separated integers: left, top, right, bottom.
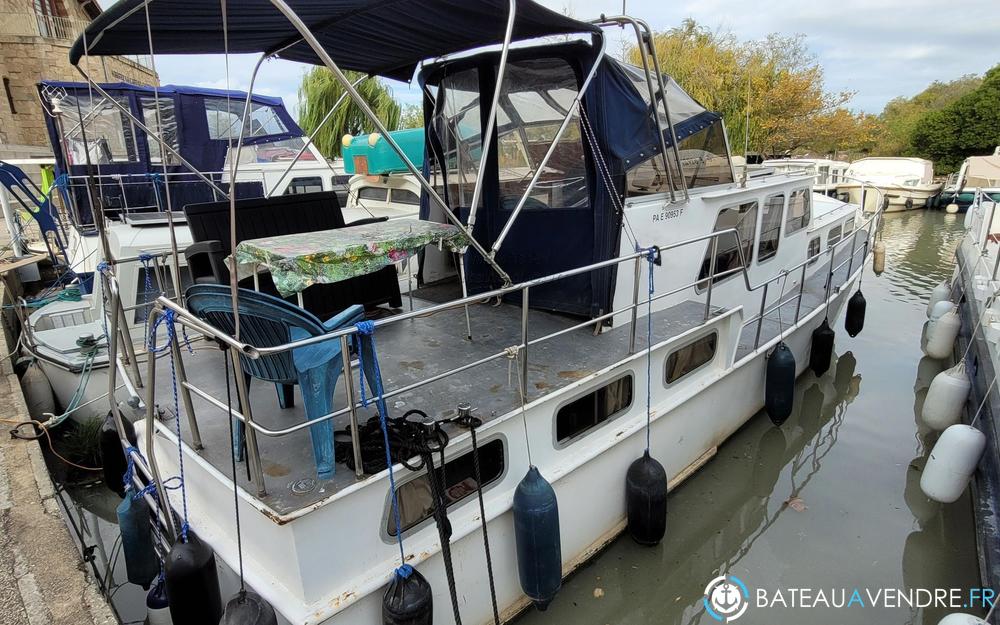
638, 17, 689, 203
265, 75, 367, 197
464, 0, 516, 233
266, 0, 511, 286
592, 16, 677, 202
490, 34, 607, 256
73, 67, 231, 200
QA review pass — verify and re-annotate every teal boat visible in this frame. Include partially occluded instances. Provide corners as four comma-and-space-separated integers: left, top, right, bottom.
342, 127, 424, 175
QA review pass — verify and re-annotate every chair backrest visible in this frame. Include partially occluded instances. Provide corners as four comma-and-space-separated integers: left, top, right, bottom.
0, 161, 68, 265
183, 191, 345, 255
185, 284, 327, 384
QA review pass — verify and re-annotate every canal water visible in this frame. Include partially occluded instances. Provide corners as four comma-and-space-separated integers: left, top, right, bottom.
58, 210, 977, 625
518, 209, 978, 625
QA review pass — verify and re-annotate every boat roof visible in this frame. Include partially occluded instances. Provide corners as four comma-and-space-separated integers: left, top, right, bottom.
40, 80, 284, 107
69, 0, 601, 82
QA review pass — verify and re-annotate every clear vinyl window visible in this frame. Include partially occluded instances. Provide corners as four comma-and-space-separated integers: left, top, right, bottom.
758, 193, 785, 263
139, 97, 180, 165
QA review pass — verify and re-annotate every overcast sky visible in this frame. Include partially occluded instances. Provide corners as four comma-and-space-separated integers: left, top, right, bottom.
142, 0, 999, 121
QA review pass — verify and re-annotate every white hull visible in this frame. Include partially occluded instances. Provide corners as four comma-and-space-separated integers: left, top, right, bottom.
839, 182, 942, 212
142, 264, 858, 625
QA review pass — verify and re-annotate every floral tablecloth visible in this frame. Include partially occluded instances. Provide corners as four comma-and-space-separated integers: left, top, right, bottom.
233, 219, 469, 297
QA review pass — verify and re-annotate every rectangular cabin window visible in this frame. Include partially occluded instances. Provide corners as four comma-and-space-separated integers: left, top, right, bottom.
807, 236, 821, 266
284, 176, 323, 195
627, 119, 734, 195
391, 189, 420, 205
758, 194, 784, 263
140, 97, 180, 166
784, 189, 811, 236
699, 201, 758, 286
843, 216, 855, 235
357, 186, 388, 202
828, 225, 843, 248
60, 94, 138, 165
204, 98, 288, 140
665, 332, 718, 384
555, 375, 634, 445
388, 439, 504, 536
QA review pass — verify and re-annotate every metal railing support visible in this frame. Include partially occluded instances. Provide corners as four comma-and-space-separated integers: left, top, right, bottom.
704, 236, 718, 320
753, 282, 768, 349
794, 263, 807, 323
340, 335, 364, 479
521, 287, 530, 403
230, 347, 268, 497
629, 255, 641, 354
170, 332, 203, 450
143, 309, 178, 541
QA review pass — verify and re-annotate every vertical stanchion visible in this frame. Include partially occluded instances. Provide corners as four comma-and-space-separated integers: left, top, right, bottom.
629, 255, 641, 354
230, 347, 267, 497
704, 236, 718, 320
340, 335, 364, 479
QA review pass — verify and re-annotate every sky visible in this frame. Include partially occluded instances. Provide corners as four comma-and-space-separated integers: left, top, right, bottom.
136, 0, 1000, 122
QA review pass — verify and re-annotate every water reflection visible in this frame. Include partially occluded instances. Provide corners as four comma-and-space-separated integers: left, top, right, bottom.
879, 212, 965, 305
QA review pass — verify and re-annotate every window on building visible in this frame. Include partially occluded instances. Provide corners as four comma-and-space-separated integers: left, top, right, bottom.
388, 439, 504, 536
34, 0, 68, 38
3, 78, 15, 114
807, 237, 821, 265
62, 94, 139, 165
284, 176, 324, 195
357, 186, 388, 202
758, 194, 784, 263
555, 375, 633, 445
665, 333, 718, 384
139, 97, 180, 166
828, 225, 843, 248
391, 189, 420, 206
785, 189, 811, 236
204, 98, 288, 140
699, 201, 758, 286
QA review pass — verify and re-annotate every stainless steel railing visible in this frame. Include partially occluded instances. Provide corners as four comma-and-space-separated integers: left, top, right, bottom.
135, 182, 884, 498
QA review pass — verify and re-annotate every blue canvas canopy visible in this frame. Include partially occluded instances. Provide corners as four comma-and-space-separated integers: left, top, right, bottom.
39, 80, 302, 225
70, 0, 600, 82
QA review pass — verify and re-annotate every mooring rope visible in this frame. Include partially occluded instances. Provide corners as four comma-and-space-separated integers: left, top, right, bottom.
641, 245, 658, 452
223, 350, 247, 599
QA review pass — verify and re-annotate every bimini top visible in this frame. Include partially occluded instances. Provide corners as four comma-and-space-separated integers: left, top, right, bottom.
39, 80, 287, 108
70, 0, 601, 81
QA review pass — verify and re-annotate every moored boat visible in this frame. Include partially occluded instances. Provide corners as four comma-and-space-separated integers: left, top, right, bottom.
838, 157, 942, 212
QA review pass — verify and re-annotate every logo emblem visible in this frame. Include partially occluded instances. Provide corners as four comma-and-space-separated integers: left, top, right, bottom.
704, 575, 749, 622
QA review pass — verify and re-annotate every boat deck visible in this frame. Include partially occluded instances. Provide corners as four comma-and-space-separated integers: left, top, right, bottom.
151, 232, 867, 516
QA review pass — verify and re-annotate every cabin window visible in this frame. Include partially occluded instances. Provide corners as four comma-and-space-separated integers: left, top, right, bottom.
843, 216, 855, 235
698, 201, 758, 286
431, 68, 482, 209
665, 332, 718, 384
757, 193, 784, 263
495, 58, 589, 210
818, 166, 830, 186
807, 236, 821, 265
555, 375, 633, 445
388, 439, 505, 536
627, 119, 734, 195
391, 189, 420, 205
204, 98, 288, 140
785, 189, 811, 235
140, 97, 180, 166
60, 94, 138, 165
285, 176, 324, 195
357, 186, 387, 202
828, 225, 843, 247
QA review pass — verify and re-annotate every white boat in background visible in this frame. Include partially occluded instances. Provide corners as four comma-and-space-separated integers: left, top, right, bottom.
761, 158, 849, 197
940, 149, 1000, 212
837, 157, 943, 212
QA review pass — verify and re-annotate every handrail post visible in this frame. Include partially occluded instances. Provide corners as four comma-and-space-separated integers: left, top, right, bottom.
521, 287, 529, 402
143, 309, 177, 542
340, 335, 364, 479
794, 263, 807, 323
170, 328, 202, 450
825, 246, 836, 300
753, 282, 769, 349
704, 235, 718, 320
118, 295, 142, 388
629, 256, 641, 354
845, 229, 860, 278
230, 347, 267, 497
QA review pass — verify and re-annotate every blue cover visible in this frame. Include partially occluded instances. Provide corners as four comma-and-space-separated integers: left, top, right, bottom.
38, 81, 301, 225
69, 0, 600, 82
343, 128, 424, 175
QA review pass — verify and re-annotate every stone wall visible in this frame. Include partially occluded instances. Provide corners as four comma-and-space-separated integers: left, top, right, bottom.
0, 0, 158, 151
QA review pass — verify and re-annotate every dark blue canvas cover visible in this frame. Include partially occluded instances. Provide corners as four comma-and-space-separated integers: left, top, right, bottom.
39, 81, 302, 225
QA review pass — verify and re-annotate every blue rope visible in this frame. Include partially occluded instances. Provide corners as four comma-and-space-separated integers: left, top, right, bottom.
353, 320, 407, 570
139, 253, 154, 346
642, 246, 657, 453
149, 309, 190, 542
122, 445, 144, 491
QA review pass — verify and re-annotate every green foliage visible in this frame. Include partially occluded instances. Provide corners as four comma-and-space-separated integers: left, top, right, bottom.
297, 68, 402, 158
909, 66, 1000, 173
634, 19, 862, 156
399, 103, 424, 129
877, 74, 982, 156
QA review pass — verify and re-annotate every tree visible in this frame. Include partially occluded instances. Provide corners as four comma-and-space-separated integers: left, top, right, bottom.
632, 20, 856, 156
910, 65, 1000, 173
399, 103, 424, 129
297, 68, 402, 158
877, 74, 982, 155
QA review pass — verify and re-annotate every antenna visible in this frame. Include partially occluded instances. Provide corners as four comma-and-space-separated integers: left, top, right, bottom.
743, 71, 751, 157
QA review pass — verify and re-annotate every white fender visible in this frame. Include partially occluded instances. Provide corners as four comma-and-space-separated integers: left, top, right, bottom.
921, 363, 971, 430
927, 280, 951, 317
920, 424, 986, 503
924, 309, 960, 359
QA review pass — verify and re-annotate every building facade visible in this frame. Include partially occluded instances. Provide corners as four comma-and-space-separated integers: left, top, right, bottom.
0, 0, 159, 157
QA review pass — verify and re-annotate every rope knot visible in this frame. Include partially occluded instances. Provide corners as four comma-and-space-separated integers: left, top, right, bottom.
138, 252, 154, 265
355, 320, 375, 336
503, 345, 521, 360
96, 261, 111, 275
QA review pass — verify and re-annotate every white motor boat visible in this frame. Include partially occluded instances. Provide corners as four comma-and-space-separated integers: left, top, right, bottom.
760, 158, 849, 196
837, 157, 943, 212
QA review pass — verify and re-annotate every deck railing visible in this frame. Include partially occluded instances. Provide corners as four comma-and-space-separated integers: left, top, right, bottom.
124, 181, 885, 511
